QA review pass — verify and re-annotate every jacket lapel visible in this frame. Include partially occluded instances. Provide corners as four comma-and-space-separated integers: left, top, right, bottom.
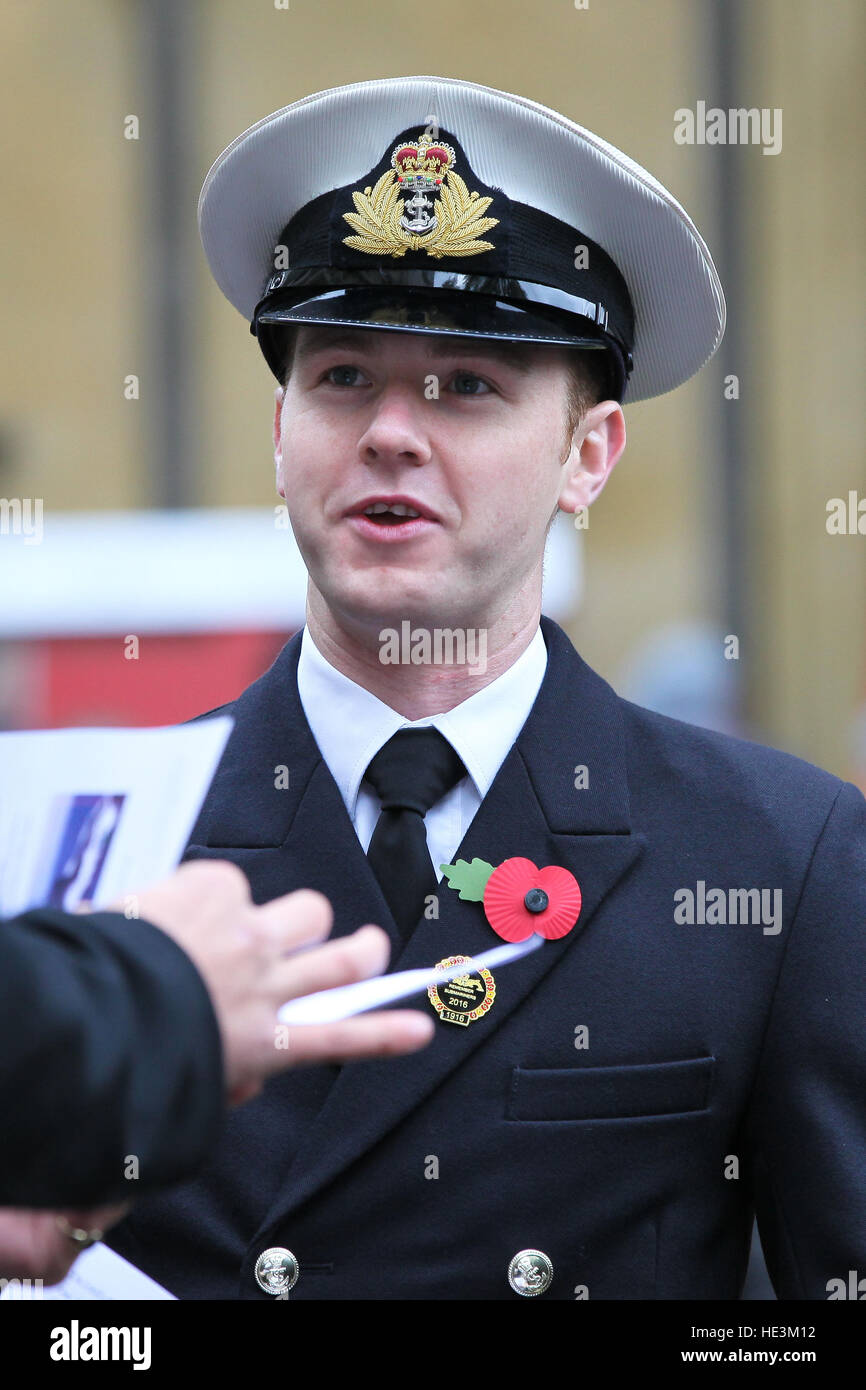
254, 615, 646, 1228
185, 631, 403, 955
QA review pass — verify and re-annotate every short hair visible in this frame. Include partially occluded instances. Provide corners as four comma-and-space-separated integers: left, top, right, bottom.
276, 326, 609, 436
562, 350, 611, 439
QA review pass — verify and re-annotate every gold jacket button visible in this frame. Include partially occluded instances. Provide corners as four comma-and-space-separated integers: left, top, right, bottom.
508, 1249, 554, 1296
254, 1247, 299, 1295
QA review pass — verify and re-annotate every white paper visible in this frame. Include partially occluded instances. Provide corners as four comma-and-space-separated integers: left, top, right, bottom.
278, 932, 544, 1024
0, 719, 231, 1303
0, 718, 233, 917
0, 1242, 175, 1300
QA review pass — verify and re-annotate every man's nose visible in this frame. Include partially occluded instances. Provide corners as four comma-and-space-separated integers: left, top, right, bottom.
356, 382, 432, 467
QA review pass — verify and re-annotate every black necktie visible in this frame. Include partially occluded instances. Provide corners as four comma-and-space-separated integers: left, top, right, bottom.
364, 728, 466, 941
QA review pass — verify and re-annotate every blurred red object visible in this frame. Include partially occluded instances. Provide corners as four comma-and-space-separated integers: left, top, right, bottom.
3, 631, 292, 730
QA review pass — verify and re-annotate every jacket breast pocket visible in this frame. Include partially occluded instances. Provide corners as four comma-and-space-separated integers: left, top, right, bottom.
506, 1056, 715, 1122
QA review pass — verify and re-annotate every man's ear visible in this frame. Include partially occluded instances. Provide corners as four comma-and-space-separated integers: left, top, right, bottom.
558, 400, 626, 516
273, 386, 285, 498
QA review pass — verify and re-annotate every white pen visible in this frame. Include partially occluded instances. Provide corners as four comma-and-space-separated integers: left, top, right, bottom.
278, 933, 543, 1025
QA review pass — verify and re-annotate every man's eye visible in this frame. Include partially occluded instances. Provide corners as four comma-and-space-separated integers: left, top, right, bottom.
449, 372, 493, 396
324, 365, 366, 387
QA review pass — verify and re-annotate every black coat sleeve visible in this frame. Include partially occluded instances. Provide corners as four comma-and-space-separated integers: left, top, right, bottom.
0, 906, 226, 1208
745, 779, 866, 1298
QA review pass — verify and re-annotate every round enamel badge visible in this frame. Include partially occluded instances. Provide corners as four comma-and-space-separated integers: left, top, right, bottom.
428, 954, 495, 1027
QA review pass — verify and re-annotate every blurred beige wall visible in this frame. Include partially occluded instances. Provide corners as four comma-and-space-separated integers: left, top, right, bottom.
1, 0, 142, 507
750, 0, 866, 772
1, 0, 863, 778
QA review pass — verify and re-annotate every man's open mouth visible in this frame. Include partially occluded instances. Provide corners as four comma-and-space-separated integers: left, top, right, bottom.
362, 502, 422, 525
344, 497, 437, 540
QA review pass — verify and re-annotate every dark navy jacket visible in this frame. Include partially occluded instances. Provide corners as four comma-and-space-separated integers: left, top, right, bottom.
107, 615, 866, 1299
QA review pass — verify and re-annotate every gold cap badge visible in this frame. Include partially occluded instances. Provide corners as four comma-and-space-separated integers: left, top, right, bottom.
342, 129, 498, 260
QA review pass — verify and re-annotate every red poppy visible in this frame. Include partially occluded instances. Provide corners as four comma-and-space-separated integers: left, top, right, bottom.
482, 857, 582, 942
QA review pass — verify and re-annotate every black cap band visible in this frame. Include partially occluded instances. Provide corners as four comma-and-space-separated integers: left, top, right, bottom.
253, 273, 631, 398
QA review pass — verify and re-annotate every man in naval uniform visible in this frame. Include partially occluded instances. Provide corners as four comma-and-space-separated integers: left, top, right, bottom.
106, 76, 866, 1300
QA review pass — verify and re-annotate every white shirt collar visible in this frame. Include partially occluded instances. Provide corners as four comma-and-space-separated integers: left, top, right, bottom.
296, 625, 548, 818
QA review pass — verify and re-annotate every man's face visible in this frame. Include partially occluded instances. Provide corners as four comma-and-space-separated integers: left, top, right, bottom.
273, 325, 587, 637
